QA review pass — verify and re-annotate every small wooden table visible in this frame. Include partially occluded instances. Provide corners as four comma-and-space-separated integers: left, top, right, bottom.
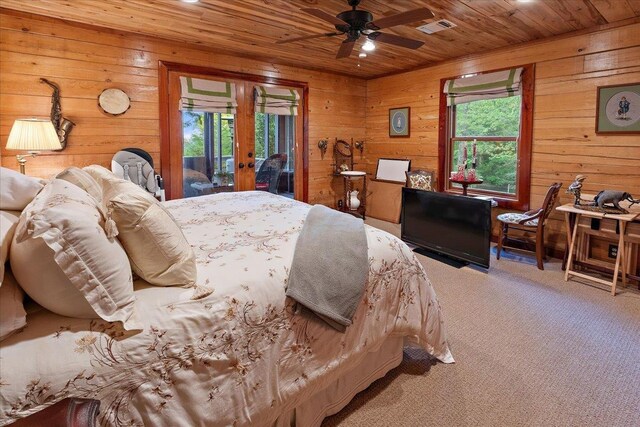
557, 203, 640, 295
450, 178, 483, 196
340, 171, 367, 219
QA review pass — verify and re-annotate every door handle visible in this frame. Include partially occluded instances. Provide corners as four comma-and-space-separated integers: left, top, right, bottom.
248, 162, 255, 169
238, 162, 245, 169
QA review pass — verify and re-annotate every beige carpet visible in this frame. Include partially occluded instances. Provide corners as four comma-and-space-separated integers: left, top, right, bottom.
323, 218, 640, 427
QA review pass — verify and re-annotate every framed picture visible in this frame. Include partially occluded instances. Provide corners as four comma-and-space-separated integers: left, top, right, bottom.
389, 107, 410, 137
595, 83, 640, 135
375, 158, 411, 183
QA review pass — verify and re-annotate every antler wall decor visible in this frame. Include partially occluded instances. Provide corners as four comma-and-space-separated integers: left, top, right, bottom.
40, 78, 75, 150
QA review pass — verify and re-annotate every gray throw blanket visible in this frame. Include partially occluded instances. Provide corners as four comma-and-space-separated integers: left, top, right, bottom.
286, 205, 368, 332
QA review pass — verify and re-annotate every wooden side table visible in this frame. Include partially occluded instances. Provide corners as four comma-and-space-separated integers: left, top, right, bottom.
340, 171, 367, 219
450, 178, 483, 196
557, 202, 640, 295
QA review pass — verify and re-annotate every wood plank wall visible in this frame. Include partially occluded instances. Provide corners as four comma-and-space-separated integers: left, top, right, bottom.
365, 20, 640, 255
0, 9, 366, 206
1, 9, 638, 257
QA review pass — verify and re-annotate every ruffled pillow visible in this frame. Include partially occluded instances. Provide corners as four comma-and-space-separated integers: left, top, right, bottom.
1, 210, 27, 341
10, 179, 140, 330
0, 210, 20, 286
0, 270, 27, 341
56, 167, 103, 202
0, 167, 44, 210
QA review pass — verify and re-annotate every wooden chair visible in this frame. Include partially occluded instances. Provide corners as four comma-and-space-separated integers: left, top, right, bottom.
496, 182, 562, 270
405, 170, 435, 191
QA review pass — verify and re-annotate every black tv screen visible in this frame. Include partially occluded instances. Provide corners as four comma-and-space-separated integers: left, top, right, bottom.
401, 188, 491, 268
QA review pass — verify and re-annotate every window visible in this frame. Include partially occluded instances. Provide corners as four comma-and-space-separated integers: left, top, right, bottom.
255, 113, 295, 168
182, 111, 235, 191
253, 85, 300, 197
254, 113, 295, 196
452, 97, 520, 194
439, 64, 534, 210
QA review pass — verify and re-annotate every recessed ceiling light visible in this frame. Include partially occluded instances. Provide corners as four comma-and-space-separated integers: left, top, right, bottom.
181, 0, 199, 3
359, 53, 367, 58
362, 40, 376, 52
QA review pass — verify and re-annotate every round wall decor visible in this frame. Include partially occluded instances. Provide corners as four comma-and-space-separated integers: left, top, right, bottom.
98, 88, 131, 116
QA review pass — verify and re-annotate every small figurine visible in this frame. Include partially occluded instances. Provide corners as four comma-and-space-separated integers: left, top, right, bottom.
592, 190, 639, 214
453, 164, 466, 181
567, 175, 639, 214
467, 169, 476, 181
567, 175, 587, 206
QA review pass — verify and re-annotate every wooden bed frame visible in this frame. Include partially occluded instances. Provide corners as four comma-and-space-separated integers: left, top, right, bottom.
9, 398, 99, 427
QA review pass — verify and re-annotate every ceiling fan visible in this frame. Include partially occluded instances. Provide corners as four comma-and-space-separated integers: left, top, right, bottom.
277, 0, 434, 59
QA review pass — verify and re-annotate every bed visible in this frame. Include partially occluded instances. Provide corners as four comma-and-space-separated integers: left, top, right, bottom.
0, 191, 453, 426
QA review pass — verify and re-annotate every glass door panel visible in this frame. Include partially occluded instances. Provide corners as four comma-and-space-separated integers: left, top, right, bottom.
182, 111, 236, 198
254, 112, 294, 198
167, 70, 304, 200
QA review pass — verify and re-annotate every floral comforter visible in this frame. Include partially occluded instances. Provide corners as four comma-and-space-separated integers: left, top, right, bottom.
0, 191, 453, 426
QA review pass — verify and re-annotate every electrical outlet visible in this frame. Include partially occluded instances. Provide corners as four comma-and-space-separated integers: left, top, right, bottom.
608, 244, 618, 259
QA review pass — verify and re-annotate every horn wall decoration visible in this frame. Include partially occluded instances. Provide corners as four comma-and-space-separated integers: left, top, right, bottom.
40, 78, 75, 150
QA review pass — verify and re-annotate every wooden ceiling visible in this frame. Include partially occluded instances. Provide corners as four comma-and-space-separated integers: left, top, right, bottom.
2, 0, 639, 78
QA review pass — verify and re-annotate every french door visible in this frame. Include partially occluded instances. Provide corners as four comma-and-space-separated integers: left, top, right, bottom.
160, 62, 307, 201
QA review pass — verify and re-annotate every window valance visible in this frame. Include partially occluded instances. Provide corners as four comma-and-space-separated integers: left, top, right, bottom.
179, 77, 237, 114
444, 67, 523, 106
254, 86, 300, 116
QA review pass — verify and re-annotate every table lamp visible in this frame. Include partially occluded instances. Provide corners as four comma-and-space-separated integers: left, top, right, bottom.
5, 118, 62, 174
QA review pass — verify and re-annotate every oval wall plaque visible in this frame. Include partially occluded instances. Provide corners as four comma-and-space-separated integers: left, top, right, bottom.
98, 88, 131, 116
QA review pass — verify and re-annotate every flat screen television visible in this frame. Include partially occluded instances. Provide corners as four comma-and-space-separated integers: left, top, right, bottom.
401, 188, 491, 268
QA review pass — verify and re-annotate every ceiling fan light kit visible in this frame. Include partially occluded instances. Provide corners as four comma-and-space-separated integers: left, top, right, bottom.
279, 0, 434, 59
362, 39, 376, 51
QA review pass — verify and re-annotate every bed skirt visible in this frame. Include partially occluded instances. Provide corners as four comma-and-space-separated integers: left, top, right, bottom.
272, 336, 404, 427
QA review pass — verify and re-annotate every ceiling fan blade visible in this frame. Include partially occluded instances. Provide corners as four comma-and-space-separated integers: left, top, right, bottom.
301, 8, 350, 27
336, 39, 355, 59
368, 32, 424, 50
276, 32, 342, 44
366, 8, 434, 30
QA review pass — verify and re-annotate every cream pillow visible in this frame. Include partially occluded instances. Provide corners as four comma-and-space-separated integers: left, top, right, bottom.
0, 270, 27, 341
84, 165, 197, 287
56, 167, 103, 202
0, 167, 44, 210
1, 210, 20, 286
10, 179, 140, 330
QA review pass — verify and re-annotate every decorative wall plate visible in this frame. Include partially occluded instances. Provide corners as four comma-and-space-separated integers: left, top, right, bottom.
98, 88, 131, 116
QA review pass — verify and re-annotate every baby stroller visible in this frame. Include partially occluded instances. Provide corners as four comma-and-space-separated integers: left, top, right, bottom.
111, 148, 165, 201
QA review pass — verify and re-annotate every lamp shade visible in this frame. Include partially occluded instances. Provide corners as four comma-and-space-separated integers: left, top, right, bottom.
6, 118, 62, 151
